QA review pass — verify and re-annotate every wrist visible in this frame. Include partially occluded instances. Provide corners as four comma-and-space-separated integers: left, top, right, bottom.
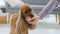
37, 16, 42, 20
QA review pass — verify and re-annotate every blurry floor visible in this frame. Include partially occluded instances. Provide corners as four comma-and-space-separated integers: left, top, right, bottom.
0, 24, 10, 34
0, 24, 60, 34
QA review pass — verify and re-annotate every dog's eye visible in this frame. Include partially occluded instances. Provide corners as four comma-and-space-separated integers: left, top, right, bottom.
25, 11, 28, 13
25, 9, 32, 13
25, 10, 29, 13
29, 15, 34, 18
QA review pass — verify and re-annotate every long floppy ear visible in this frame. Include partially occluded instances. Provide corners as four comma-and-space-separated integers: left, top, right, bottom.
15, 8, 29, 34
15, 10, 21, 28
15, 12, 22, 34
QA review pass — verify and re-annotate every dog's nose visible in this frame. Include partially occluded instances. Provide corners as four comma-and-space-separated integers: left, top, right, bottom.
29, 16, 33, 18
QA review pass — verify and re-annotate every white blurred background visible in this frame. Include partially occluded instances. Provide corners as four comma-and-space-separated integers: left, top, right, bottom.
0, 0, 60, 34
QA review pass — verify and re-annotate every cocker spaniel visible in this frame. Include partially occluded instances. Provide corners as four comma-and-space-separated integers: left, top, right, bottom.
10, 4, 36, 34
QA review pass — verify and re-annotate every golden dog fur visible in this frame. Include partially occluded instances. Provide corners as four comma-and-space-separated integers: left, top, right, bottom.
10, 4, 36, 34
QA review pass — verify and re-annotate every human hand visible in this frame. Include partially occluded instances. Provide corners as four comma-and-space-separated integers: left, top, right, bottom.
26, 16, 40, 24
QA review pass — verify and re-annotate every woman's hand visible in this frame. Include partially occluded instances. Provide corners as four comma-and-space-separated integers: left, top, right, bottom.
26, 16, 40, 24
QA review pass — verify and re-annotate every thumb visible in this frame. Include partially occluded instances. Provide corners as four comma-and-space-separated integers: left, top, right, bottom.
26, 17, 31, 21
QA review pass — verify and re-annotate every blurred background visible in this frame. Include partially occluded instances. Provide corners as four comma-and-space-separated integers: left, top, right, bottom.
0, 0, 60, 34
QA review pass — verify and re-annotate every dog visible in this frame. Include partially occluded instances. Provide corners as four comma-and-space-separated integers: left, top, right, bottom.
10, 4, 36, 34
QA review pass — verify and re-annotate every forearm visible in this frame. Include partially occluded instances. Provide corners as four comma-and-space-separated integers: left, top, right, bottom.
39, 0, 58, 19
57, 0, 60, 4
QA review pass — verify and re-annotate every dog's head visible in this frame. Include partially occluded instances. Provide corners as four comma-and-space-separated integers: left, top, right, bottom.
20, 4, 34, 19
19, 4, 36, 29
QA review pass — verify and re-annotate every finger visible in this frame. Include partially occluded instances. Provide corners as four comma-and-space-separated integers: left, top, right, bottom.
26, 19, 30, 21
26, 16, 31, 19
26, 17, 31, 20
28, 21, 36, 24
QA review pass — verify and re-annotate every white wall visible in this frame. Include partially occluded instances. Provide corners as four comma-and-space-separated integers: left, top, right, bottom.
0, 0, 5, 8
